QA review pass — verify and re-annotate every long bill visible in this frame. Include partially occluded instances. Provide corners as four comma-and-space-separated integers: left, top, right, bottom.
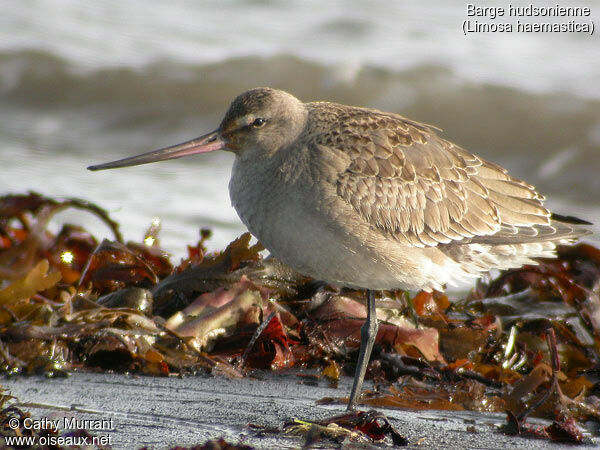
87, 130, 224, 171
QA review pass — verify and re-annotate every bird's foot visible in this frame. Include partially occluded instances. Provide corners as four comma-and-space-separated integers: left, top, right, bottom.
319, 409, 407, 445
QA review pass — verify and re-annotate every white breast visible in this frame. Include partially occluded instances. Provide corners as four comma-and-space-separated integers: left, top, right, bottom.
228, 153, 437, 290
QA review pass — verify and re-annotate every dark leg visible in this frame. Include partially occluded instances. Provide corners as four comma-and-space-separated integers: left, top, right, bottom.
347, 289, 379, 410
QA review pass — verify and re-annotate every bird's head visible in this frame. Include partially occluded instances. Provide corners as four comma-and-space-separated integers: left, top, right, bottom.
87, 87, 307, 171
220, 87, 307, 158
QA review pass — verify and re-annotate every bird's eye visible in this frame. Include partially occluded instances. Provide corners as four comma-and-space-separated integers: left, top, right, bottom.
252, 118, 267, 128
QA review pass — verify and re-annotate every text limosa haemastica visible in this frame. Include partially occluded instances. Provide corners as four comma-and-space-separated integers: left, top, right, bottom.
89, 87, 590, 410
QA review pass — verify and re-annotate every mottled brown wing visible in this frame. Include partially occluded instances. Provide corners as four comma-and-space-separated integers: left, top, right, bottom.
317, 107, 552, 248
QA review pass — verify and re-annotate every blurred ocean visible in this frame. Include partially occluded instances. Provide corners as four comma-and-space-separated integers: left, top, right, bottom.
1, 0, 599, 259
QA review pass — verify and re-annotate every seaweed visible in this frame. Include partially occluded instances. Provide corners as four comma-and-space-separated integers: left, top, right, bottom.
1, 192, 599, 444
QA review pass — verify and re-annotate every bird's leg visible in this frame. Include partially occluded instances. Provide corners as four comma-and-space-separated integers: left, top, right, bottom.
404, 290, 420, 329
347, 289, 379, 411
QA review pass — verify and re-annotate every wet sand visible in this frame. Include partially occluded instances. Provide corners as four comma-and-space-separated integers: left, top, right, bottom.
3, 371, 598, 449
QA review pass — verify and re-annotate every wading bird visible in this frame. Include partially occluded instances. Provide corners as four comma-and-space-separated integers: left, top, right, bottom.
89, 87, 590, 410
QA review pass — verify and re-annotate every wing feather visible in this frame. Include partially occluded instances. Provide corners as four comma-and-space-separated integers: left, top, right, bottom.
307, 104, 584, 248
